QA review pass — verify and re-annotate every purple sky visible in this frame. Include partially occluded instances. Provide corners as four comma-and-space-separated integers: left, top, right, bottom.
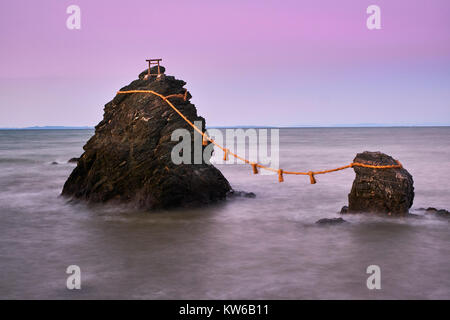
1, 0, 449, 127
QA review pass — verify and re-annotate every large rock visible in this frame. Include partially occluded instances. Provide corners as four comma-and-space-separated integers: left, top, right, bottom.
346, 151, 414, 214
62, 66, 231, 209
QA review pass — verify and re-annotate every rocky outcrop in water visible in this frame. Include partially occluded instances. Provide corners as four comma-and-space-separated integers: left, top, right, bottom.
344, 151, 414, 215
62, 66, 231, 209
418, 207, 450, 218
316, 217, 348, 225
226, 190, 256, 199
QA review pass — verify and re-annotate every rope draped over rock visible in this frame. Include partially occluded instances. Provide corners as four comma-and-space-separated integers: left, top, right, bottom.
116, 90, 404, 184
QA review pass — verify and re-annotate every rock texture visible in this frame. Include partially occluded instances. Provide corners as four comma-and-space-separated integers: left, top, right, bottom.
62, 66, 231, 209
345, 151, 414, 214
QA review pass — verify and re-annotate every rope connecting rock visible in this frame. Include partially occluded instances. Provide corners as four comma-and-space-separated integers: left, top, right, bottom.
117, 90, 404, 184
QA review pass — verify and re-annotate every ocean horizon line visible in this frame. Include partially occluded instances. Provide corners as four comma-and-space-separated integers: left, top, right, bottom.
1, 124, 450, 130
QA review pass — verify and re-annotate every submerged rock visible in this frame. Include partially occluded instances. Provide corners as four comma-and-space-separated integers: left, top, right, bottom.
434, 210, 449, 218
316, 217, 348, 225
227, 190, 256, 198
61, 66, 231, 209
421, 207, 450, 218
345, 151, 414, 215
340, 206, 349, 214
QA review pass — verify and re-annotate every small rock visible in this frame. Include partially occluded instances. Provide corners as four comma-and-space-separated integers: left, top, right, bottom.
436, 209, 450, 217
227, 190, 256, 198
427, 208, 450, 217
340, 206, 348, 214
51, 161, 58, 165
416, 207, 449, 218
68, 158, 79, 163
316, 217, 348, 225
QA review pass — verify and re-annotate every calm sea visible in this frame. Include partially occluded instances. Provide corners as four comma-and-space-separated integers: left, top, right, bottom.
0, 127, 449, 299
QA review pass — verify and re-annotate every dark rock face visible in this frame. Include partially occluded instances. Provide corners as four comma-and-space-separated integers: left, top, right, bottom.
61, 66, 231, 209
346, 151, 414, 214
68, 158, 79, 163
316, 217, 348, 225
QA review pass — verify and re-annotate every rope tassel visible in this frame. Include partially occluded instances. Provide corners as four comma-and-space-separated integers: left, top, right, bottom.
223, 148, 228, 161
278, 169, 284, 182
202, 134, 208, 146
308, 171, 316, 184
251, 163, 258, 174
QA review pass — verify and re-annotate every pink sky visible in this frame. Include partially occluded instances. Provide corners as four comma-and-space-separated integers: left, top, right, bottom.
0, 0, 449, 127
